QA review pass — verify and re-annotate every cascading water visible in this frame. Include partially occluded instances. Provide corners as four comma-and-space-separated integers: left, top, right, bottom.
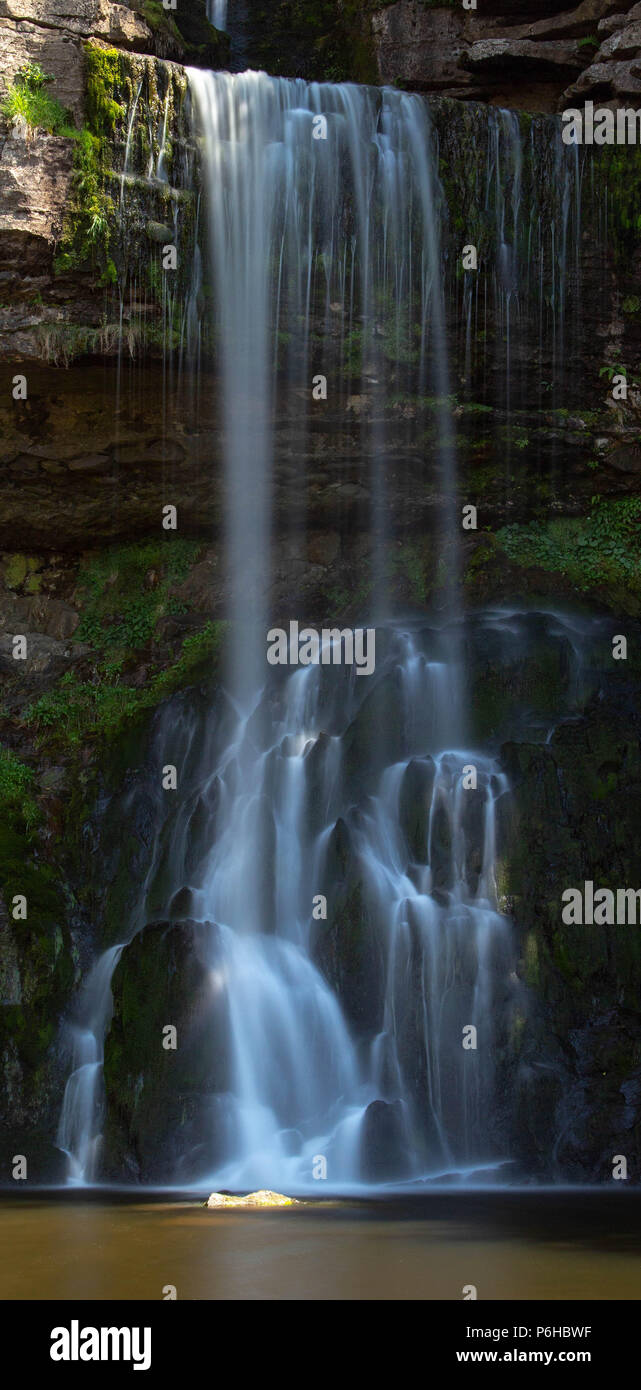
125, 624, 514, 1189
208, 1, 228, 32
55, 73, 592, 1189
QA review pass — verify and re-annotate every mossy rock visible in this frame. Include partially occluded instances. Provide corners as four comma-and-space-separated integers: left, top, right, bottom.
102, 918, 232, 1181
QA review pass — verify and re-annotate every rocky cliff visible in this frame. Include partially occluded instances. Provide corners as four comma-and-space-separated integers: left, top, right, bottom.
229, 1, 641, 111
1, 0, 641, 1184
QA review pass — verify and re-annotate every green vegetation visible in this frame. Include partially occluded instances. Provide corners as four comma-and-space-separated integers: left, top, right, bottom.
25, 623, 226, 751
84, 45, 125, 137
142, 0, 228, 64
3, 554, 42, 593
142, 0, 183, 47
596, 145, 641, 258
1, 63, 77, 138
12, 541, 226, 754
53, 46, 127, 282
393, 542, 428, 605
255, 0, 380, 84
0, 747, 40, 833
54, 128, 116, 282
75, 538, 203, 652
496, 496, 641, 599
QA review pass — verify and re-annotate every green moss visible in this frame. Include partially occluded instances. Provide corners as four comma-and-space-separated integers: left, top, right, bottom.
3, 554, 41, 591
75, 538, 203, 652
84, 45, 126, 137
0, 744, 73, 1089
596, 144, 641, 260
255, 0, 379, 84
142, 0, 183, 44
393, 541, 428, 605
0, 746, 40, 831
495, 497, 641, 609
54, 127, 115, 281
24, 622, 226, 753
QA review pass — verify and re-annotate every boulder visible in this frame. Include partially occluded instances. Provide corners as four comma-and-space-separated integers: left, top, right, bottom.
312, 816, 387, 1035
398, 757, 436, 865
206, 1190, 297, 1208
563, 56, 641, 99
360, 1099, 413, 1182
102, 918, 232, 1181
595, 17, 641, 58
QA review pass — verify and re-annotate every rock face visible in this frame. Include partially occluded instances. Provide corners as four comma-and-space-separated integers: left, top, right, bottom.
0, 0, 152, 47
498, 686, 641, 1180
0, 131, 74, 274
564, 3, 641, 100
0, 0, 225, 339
2, 0, 641, 1190
371, 0, 641, 110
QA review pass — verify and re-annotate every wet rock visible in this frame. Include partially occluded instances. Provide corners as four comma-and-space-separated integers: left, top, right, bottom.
343, 670, 404, 797
500, 685, 641, 1179
312, 816, 387, 1035
0, 592, 78, 640
102, 918, 232, 1182
168, 886, 195, 920
67, 454, 110, 473
360, 1099, 412, 1182
399, 757, 436, 864
460, 783, 487, 897
146, 221, 174, 244
0, 631, 84, 681
429, 791, 453, 892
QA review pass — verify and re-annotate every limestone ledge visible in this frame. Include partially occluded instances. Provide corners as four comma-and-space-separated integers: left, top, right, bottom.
372, 1, 641, 111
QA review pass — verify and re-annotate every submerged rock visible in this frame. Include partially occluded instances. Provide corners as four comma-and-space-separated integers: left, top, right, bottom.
206, 1190, 297, 1209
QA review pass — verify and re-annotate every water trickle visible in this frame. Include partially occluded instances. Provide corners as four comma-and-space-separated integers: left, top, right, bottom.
208, 1, 228, 32
56, 946, 123, 1183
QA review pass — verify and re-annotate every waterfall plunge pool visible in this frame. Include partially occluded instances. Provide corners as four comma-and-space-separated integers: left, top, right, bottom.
2, 1190, 640, 1300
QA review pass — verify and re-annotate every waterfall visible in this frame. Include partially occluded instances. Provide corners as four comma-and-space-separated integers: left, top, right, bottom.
55, 73, 593, 1188
208, 1, 228, 33
187, 70, 460, 675
147, 625, 514, 1188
